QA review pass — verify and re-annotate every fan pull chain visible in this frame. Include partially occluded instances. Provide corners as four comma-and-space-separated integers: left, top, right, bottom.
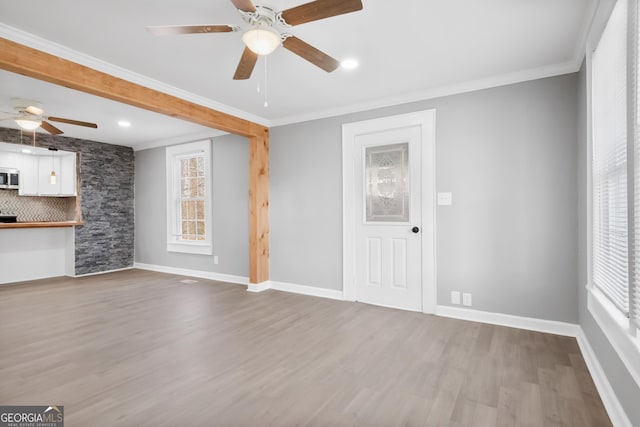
264, 55, 269, 108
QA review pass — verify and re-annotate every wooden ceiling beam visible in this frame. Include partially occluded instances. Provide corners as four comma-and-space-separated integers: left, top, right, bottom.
0, 38, 267, 138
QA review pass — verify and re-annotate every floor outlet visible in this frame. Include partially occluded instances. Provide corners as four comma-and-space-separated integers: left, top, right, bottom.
463, 293, 472, 306
451, 291, 460, 305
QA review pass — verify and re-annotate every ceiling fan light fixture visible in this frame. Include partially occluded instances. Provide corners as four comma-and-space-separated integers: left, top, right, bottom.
242, 26, 281, 55
15, 117, 42, 131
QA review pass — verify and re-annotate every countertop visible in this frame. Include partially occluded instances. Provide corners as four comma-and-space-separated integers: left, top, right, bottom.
0, 221, 83, 229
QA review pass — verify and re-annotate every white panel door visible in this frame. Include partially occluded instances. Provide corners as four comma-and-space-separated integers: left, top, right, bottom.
354, 126, 422, 311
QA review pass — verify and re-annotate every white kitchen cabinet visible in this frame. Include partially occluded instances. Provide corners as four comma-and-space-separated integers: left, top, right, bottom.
32, 153, 76, 196
18, 154, 39, 196
0, 142, 77, 197
0, 152, 23, 170
59, 154, 77, 196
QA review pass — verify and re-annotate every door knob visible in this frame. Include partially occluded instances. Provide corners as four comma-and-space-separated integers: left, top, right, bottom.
412, 226, 420, 233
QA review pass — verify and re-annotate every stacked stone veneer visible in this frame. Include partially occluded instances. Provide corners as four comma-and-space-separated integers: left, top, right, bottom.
0, 128, 134, 275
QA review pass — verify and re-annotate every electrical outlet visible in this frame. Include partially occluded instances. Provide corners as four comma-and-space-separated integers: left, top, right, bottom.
214, 256, 219, 265
462, 293, 472, 306
451, 291, 461, 305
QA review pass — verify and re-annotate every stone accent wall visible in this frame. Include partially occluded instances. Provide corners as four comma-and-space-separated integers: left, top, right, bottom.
0, 128, 134, 275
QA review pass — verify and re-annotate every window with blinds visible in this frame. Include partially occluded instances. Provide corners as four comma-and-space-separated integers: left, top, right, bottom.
592, 0, 629, 315
634, 0, 640, 330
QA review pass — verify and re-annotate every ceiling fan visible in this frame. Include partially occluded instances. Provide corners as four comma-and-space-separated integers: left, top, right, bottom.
1, 98, 98, 135
147, 0, 363, 80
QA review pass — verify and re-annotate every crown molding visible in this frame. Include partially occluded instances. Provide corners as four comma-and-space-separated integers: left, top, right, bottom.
571, 0, 599, 69
270, 60, 579, 127
0, 24, 270, 128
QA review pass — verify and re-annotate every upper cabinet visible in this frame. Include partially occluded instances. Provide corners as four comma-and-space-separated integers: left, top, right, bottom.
30, 153, 76, 197
0, 142, 77, 197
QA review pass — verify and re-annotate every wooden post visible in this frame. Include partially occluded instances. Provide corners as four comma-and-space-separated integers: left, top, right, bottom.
249, 127, 270, 284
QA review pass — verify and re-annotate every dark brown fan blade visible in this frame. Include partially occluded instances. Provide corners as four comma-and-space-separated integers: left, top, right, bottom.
147, 25, 237, 36
233, 47, 259, 80
47, 116, 98, 129
282, 36, 339, 72
41, 121, 63, 135
281, 0, 362, 26
230, 0, 256, 12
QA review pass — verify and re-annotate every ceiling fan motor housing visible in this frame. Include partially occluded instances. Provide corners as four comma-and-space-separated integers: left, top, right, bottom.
11, 98, 43, 116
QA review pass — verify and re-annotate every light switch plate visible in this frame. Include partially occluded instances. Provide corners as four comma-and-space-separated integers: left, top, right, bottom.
438, 192, 453, 206
214, 256, 219, 265
451, 291, 461, 305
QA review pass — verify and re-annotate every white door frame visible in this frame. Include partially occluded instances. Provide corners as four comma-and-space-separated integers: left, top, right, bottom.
342, 109, 437, 313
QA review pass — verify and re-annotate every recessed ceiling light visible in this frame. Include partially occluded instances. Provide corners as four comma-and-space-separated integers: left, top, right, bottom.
21, 149, 32, 154
341, 59, 359, 70
118, 120, 132, 128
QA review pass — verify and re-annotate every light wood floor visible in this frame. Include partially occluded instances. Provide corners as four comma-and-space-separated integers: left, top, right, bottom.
0, 269, 611, 426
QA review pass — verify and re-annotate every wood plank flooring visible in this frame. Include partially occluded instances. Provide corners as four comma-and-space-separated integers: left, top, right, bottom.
0, 270, 611, 426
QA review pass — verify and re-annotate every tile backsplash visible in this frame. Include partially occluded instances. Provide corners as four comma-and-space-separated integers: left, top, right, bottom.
0, 190, 75, 222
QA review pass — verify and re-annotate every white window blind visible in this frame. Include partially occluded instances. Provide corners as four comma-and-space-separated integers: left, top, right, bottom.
633, 0, 640, 329
592, 0, 629, 315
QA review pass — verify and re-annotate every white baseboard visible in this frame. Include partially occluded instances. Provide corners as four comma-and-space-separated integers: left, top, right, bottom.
577, 329, 633, 427
133, 262, 249, 285
247, 281, 270, 292
269, 280, 345, 301
435, 305, 580, 337
73, 266, 134, 278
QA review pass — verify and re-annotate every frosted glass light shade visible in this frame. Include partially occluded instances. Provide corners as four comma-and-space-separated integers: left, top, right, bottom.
15, 118, 42, 130
242, 27, 280, 55
50, 171, 56, 185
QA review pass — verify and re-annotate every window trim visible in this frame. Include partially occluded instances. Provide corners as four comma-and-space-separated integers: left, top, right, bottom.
166, 140, 213, 255
588, 285, 640, 387
587, 0, 640, 390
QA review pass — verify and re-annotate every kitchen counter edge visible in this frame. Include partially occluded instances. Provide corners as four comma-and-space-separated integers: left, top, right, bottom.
0, 221, 83, 229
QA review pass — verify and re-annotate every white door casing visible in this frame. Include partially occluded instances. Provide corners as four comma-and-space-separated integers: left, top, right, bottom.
342, 110, 436, 313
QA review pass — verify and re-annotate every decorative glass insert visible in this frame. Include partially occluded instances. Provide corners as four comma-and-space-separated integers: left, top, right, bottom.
365, 142, 409, 222
178, 155, 206, 241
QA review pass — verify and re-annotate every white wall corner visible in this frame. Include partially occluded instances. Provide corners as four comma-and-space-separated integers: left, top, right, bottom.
576, 328, 633, 427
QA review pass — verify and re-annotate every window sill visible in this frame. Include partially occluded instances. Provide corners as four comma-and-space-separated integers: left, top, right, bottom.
587, 285, 640, 388
167, 241, 213, 255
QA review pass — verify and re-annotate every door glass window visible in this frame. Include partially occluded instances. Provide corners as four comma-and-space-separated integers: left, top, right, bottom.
365, 142, 409, 222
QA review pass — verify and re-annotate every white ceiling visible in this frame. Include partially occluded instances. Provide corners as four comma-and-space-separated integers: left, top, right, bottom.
0, 0, 596, 150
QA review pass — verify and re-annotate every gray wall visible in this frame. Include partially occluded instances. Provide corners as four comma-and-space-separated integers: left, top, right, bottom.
135, 134, 249, 277
576, 62, 640, 426
0, 128, 134, 275
271, 73, 579, 323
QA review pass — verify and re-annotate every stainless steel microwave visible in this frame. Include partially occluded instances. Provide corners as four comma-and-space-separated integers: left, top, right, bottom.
0, 168, 19, 189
